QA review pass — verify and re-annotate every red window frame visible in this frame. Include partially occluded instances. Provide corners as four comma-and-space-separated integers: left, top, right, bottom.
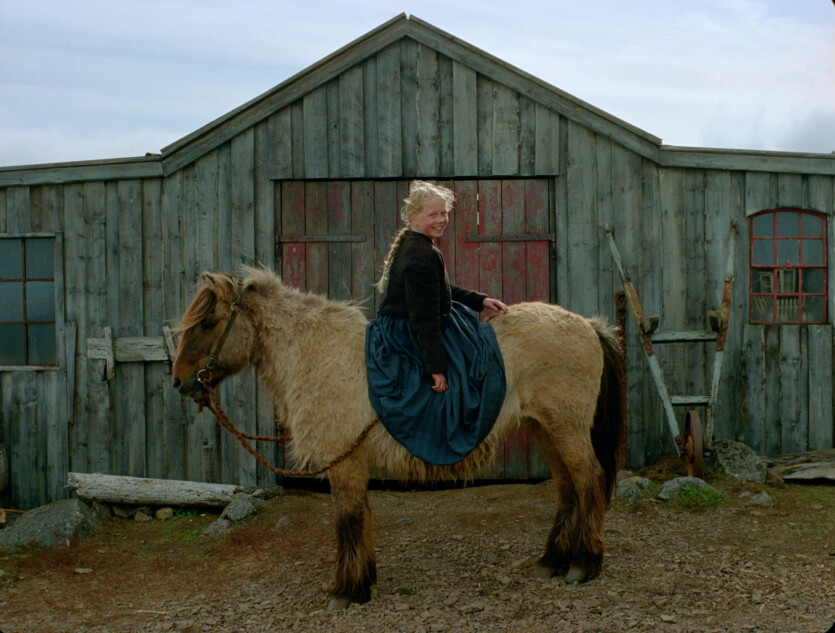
749, 209, 827, 324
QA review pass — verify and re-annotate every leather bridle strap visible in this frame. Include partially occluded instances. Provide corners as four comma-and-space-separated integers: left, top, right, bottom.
196, 291, 243, 385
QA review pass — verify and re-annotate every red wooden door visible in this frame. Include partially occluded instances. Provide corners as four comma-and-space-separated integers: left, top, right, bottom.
276, 179, 553, 479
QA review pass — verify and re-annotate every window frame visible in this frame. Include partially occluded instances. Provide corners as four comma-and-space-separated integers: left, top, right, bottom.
749, 209, 828, 325
0, 233, 64, 371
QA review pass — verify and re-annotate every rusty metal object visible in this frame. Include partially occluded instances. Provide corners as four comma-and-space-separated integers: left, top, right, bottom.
715, 274, 734, 351
676, 411, 704, 478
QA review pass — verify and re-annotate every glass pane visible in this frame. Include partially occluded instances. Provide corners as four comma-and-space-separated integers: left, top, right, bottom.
0, 323, 26, 365
802, 268, 824, 293
776, 297, 799, 322
803, 239, 823, 265
801, 213, 823, 237
752, 270, 774, 293
0, 282, 24, 321
752, 214, 773, 236
776, 211, 798, 237
25, 238, 54, 279
777, 240, 799, 265
0, 240, 23, 279
752, 239, 774, 265
751, 296, 774, 322
26, 281, 55, 321
28, 323, 56, 365
801, 296, 825, 322
776, 269, 798, 293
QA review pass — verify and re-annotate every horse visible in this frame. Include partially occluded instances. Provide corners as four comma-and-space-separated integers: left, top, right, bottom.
171, 267, 624, 610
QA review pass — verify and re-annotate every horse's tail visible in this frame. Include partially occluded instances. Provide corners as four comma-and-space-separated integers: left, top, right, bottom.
589, 317, 625, 502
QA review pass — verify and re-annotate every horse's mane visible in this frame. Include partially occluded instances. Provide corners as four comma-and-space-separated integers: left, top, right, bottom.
174, 283, 216, 334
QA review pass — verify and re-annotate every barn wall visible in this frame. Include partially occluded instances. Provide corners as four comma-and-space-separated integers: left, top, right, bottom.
1, 30, 834, 508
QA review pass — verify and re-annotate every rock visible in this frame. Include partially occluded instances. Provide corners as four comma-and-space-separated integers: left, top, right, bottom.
0, 499, 101, 552
711, 439, 767, 484
615, 476, 652, 503
748, 491, 773, 505
243, 484, 284, 500
272, 516, 290, 532
155, 507, 174, 520
134, 510, 152, 522
202, 518, 233, 537
221, 494, 266, 524
656, 477, 718, 502
74, 568, 94, 574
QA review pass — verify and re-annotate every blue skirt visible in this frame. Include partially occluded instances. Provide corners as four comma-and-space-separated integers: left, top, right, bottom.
365, 303, 506, 465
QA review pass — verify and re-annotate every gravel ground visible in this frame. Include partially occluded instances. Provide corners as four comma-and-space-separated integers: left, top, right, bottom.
1, 472, 834, 633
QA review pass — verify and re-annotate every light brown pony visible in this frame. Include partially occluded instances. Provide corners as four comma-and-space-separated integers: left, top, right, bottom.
172, 267, 624, 609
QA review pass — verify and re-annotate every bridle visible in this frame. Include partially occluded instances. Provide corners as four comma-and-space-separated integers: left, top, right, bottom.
196, 289, 243, 386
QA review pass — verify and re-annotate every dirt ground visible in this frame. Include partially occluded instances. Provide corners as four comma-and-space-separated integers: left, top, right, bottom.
1, 463, 834, 633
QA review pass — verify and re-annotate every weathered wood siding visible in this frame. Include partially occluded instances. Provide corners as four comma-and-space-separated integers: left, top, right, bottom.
1, 20, 833, 508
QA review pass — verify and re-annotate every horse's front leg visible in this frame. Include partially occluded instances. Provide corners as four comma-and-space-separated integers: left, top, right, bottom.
327, 460, 376, 610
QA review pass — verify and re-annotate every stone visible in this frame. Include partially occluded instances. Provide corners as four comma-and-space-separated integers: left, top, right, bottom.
272, 515, 290, 532
711, 439, 767, 484
134, 510, 152, 522
155, 507, 174, 520
221, 494, 266, 524
748, 491, 773, 505
615, 476, 652, 503
201, 518, 233, 537
656, 477, 718, 502
0, 499, 101, 552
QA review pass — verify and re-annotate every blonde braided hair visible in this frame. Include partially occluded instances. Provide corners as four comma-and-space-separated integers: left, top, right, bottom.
376, 181, 455, 293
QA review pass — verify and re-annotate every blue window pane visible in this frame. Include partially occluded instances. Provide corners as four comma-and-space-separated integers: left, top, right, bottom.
751, 296, 774, 322
26, 281, 55, 321
0, 282, 24, 321
802, 268, 824, 293
752, 214, 772, 237
28, 323, 56, 365
752, 240, 773, 265
0, 240, 23, 280
777, 240, 799, 265
801, 296, 825, 322
26, 238, 54, 279
803, 239, 823, 265
776, 212, 798, 237
802, 214, 823, 237
0, 323, 25, 364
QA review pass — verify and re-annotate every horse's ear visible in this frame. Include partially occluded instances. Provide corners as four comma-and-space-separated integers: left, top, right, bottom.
202, 272, 239, 304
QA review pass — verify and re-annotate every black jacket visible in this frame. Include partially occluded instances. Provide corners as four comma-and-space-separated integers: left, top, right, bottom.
378, 230, 486, 374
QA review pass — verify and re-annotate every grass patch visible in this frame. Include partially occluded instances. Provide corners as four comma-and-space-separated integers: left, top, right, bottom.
677, 485, 724, 510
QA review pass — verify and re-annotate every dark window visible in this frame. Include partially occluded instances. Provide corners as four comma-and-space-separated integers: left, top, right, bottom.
749, 209, 827, 324
0, 237, 57, 365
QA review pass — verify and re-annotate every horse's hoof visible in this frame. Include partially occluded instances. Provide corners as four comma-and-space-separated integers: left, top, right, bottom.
564, 566, 587, 585
328, 596, 352, 611
532, 563, 554, 580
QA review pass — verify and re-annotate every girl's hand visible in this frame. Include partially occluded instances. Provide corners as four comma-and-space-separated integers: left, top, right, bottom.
483, 297, 509, 313
431, 373, 448, 392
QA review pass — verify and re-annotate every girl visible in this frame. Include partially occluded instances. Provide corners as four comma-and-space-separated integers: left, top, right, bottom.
365, 180, 508, 465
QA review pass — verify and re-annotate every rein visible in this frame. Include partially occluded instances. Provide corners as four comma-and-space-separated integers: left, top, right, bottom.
193, 291, 378, 477
201, 385, 378, 477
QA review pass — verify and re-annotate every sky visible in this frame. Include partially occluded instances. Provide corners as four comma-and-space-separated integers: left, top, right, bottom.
1, 0, 833, 168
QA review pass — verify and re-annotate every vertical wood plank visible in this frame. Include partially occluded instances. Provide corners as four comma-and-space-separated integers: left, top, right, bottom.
476, 76, 494, 177
525, 179, 550, 304
303, 87, 328, 179
305, 181, 328, 296
438, 55, 454, 176
399, 38, 419, 177
291, 101, 305, 178
535, 105, 560, 175
415, 43, 440, 176
373, 181, 399, 315
452, 180, 479, 292
281, 181, 306, 290
741, 324, 765, 453
436, 179, 456, 284
763, 325, 782, 456
565, 122, 597, 316
375, 43, 402, 178
684, 170, 707, 405
351, 181, 375, 317
326, 80, 341, 179
491, 84, 519, 176
452, 62, 477, 176
807, 324, 834, 449
362, 57, 378, 178
518, 96, 536, 176
779, 326, 803, 453
339, 66, 365, 178
272, 108, 293, 180
595, 138, 615, 319
328, 181, 351, 300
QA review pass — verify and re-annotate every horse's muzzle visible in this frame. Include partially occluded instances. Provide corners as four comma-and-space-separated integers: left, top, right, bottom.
172, 375, 209, 404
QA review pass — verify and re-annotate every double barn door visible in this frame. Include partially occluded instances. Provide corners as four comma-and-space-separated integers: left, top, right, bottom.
276, 178, 553, 479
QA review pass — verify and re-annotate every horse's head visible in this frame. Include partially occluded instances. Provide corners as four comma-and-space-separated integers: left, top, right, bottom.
171, 271, 254, 404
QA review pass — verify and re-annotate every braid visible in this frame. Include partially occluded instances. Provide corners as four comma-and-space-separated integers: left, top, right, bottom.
376, 226, 410, 293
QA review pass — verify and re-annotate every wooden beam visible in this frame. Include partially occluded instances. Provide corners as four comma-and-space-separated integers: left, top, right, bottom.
87, 335, 168, 363
67, 472, 245, 507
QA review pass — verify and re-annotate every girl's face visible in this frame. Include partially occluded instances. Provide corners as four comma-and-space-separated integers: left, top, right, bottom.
410, 197, 449, 241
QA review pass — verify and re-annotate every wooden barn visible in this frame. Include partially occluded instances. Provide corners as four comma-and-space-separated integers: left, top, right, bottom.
1, 15, 833, 509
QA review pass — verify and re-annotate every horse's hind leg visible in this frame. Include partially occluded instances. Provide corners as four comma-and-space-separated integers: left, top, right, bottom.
533, 420, 608, 584
532, 424, 577, 578
328, 462, 377, 609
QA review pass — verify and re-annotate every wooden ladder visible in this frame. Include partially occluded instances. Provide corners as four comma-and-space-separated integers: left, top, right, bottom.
604, 222, 737, 464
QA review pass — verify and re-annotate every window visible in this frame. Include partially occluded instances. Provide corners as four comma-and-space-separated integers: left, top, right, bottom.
750, 209, 827, 324
0, 236, 57, 366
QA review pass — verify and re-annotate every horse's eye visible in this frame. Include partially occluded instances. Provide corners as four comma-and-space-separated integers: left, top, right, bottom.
201, 320, 216, 331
